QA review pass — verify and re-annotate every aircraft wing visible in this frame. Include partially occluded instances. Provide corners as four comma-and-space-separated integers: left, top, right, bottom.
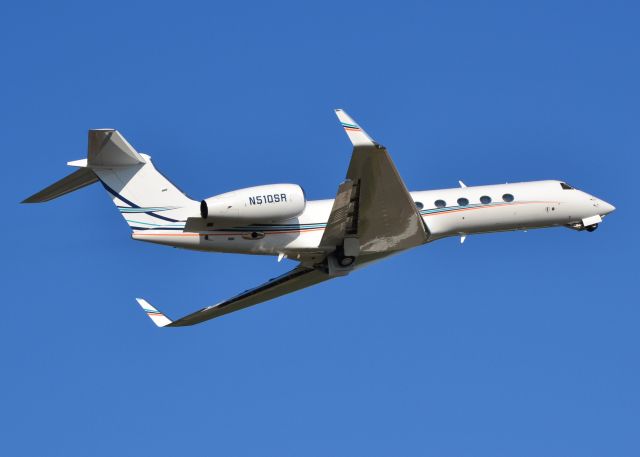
321, 110, 429, 254
136, 264, 332, 327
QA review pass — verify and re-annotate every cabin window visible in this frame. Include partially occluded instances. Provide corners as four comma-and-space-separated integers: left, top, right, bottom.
434, 199, 446, 208
415, 201, 424, 209
480, 195, 492, 204
502, 193, 514, 202
457, 198, 469, 206
560, 182, 574, 190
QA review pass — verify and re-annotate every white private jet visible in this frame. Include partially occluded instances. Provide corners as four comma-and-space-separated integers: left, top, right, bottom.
24, 110, 615, 327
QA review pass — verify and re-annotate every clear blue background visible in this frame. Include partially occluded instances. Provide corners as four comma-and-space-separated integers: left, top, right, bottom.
1, 1, 638, 455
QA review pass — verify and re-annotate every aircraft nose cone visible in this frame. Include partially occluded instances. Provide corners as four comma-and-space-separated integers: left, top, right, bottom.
600, 200, 616, 215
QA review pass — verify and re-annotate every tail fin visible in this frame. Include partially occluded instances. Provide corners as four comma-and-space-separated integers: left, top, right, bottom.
23, 129, 197, 231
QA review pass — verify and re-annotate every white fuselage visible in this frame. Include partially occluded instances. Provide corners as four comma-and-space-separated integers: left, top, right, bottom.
132, 180, 615, 256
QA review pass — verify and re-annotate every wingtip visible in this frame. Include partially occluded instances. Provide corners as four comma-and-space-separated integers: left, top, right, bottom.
334, 109, 376, 147
22, 196, 47, 204
333, 108, 348, 120
136, 298, 173, 327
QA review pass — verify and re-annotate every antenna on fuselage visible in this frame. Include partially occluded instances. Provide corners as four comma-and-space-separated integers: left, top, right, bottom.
458, 180, 467, 188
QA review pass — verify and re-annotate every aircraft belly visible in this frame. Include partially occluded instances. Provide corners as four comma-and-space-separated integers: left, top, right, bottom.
134, 220, 327, 256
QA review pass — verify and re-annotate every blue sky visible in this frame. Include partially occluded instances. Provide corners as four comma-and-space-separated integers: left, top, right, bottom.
1, 1, 638, 455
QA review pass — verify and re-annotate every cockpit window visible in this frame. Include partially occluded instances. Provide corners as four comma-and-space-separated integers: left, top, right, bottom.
560, 182, 574, 190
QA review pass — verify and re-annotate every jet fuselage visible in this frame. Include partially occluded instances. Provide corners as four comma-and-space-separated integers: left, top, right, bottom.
132, 179, 615, 255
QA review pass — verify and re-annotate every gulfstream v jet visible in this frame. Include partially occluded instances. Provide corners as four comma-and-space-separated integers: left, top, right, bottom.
23, 110, 615, 327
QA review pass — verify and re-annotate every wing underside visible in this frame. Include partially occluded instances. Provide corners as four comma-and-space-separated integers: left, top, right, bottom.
137, 265, 332, 327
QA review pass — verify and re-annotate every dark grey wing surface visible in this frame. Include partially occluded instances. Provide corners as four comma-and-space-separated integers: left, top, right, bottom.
136, 265, 332, 327
323, 110, 429, 254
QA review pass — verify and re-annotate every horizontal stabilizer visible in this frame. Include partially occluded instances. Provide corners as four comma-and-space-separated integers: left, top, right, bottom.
88, 129, 146, 167
135, 298, 173, 327
22, 167, 98, 203
23, 129, 148, 204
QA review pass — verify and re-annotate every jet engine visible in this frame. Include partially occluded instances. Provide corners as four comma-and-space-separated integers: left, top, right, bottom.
200, 184, 306, 224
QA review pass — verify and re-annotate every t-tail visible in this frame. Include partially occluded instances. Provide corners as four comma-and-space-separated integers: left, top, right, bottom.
22, 129, 196, 231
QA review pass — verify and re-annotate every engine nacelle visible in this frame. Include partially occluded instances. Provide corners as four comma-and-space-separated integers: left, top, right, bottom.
200, 184, 306, 224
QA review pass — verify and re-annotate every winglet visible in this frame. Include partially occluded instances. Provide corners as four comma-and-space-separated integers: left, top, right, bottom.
136, 298, 173, 327
334, 109, 377, 147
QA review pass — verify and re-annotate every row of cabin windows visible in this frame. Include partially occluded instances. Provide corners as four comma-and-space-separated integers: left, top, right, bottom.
415, 193, 515, 210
